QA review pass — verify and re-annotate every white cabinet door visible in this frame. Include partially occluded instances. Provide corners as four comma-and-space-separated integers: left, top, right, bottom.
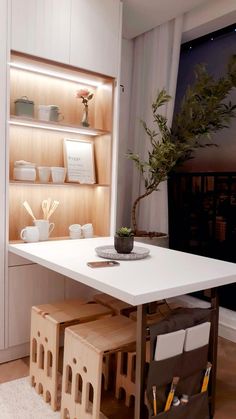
70, 0, 122, 77
8, 264, 65, 347
65, 277, 97, 301
11, 0, 71, 63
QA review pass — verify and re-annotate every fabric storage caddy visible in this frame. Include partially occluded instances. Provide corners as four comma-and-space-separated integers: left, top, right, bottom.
146, 307, 211, 419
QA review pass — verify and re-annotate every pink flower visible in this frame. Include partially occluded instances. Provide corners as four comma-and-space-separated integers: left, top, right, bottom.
76, 89, 90, 99
76, 89, 94, 106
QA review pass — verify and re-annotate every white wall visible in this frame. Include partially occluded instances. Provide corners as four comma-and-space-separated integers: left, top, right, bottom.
116, 38, 134, 228
183, 0, 236, 42
0, 0, 8, 349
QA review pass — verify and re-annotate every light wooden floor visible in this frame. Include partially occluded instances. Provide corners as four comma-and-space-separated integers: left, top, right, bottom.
214, 337, 236, 419
0, 337, 235, 418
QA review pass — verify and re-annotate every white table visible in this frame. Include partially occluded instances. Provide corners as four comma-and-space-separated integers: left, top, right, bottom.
9, 237, 236, 418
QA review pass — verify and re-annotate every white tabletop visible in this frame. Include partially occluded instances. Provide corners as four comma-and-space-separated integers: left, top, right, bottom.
9, 237, 236, 306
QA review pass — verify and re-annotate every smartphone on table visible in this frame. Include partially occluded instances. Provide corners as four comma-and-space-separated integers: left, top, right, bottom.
87, 261, 120, 268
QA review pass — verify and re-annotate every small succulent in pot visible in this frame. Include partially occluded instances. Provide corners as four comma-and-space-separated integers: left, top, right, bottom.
114, 227, 134, 254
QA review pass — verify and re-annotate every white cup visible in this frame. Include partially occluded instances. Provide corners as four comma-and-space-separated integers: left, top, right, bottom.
38, 166, 51, 183
51, 167, 66, 183
82, 223, 93, 238
20, 226, 39, 243
69, 224, 82, 239
33, 219, 55, 241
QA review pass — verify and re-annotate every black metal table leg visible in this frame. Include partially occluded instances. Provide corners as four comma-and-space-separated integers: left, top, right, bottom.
135, 304, 148, 419
208, 287, 219, 418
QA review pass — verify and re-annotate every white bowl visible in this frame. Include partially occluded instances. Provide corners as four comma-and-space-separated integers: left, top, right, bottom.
13, 167, 36, 181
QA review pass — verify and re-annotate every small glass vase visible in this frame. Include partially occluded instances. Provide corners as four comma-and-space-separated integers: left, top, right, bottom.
82, 105, 89, 127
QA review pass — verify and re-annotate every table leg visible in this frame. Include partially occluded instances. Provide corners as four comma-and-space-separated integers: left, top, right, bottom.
135, 304, 148, 419
208, 287, 219, 418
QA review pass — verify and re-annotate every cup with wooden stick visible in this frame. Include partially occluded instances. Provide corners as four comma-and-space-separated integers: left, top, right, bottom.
47, 200, 59, 220
33, 219, 55, 241
22, 201, 36, 220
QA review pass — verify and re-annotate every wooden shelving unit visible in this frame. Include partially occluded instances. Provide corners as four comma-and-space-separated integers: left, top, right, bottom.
9, 52, 115, 241
169, 172, 236, 262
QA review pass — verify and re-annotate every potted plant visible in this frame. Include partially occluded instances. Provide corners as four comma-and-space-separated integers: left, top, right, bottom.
114, 227, 134, 254
128, 56, 236, 245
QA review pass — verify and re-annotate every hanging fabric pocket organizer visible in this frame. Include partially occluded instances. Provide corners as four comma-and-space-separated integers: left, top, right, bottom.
146, 307, 211, 419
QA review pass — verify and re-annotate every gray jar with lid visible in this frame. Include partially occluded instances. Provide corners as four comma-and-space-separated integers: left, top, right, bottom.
15, 96, 34, 118
49, 105, 63, 122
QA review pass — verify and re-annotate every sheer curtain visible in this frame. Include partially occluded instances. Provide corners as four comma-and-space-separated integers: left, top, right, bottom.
126, 16, 183, 234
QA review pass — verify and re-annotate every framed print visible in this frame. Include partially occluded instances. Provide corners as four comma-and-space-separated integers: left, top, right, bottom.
64, 138, 96, 183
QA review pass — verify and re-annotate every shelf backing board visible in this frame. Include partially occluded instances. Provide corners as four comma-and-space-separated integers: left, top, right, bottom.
9, 52, 114, 240
9, 184, 110, 240
9, 126, 111, 185
10, 52, 113, 132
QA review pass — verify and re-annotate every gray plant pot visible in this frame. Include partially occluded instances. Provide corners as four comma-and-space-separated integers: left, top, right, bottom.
114, 236, 134, 254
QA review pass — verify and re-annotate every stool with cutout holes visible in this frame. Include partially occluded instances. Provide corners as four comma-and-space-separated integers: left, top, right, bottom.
93, 293, 135, 391
115, 341, 150, 407
30, 299, 112, 411
61, 315, 136, 419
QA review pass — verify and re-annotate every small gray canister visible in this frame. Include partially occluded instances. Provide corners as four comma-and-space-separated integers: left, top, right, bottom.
49, 106, 60, 122
15, 96, 34, 118
49, 105, 63, 122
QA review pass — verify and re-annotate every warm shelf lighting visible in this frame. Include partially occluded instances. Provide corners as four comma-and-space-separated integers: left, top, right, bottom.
10, 61, 103, 87
9, 119, 99, 136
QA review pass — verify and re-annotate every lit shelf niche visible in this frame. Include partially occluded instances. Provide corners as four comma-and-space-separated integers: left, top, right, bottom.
8, 52, 114, 240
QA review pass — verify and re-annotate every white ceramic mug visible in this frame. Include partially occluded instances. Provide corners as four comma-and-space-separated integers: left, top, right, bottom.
82, 223, 93, 238
51, 167, 66, 183
33, 219, 55, 241
38, 166, 51, 183
69, 224, 82, 239
20, 226, 39, 243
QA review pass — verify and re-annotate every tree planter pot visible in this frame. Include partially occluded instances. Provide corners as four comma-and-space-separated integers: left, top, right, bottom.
114, 236, 134, 254
134, 232, 169, 248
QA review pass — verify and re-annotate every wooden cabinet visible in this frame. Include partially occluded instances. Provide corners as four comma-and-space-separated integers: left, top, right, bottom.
4, 51, 117, 357
11, 0, 71, 63
11, 0, 122, 77
4, 0, 121, 359
8, 263, 65, 347
70, 0, 122, 76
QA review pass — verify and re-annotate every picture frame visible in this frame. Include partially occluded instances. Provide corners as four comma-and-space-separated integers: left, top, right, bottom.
63, 138, 96, 183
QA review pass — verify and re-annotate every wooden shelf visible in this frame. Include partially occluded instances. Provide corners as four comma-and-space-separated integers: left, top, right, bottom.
9, 180, 110, 187
10, 116, 110, 136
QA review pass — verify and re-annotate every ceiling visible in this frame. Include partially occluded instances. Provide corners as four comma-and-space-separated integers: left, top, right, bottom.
122, 0, 209, 39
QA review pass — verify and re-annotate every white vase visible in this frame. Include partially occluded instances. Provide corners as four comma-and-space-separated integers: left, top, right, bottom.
82, 105, 89, 127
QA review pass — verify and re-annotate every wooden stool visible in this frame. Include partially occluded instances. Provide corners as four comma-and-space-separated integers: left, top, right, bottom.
61, 315, 136, 419
115, 341, 150, 408
30, 299, 112, 411
93, 293, 134, 315
93, 294, 135, 391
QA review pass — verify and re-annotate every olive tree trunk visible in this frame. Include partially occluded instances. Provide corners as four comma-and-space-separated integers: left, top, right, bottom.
131, 189, 156, 233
